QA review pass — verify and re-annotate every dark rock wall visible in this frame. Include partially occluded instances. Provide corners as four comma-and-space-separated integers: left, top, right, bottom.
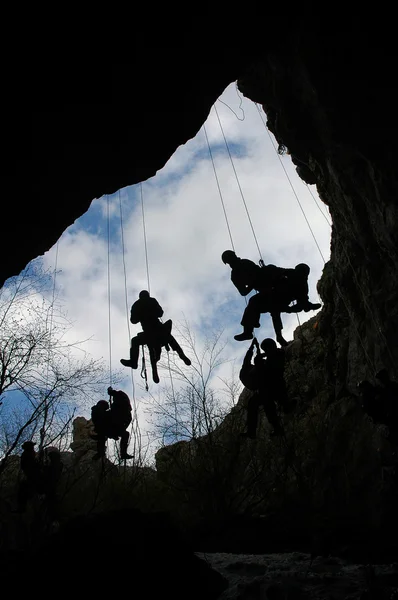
3, 24, 263, 288
155, 318, 398, 553
237, 25, 398, 390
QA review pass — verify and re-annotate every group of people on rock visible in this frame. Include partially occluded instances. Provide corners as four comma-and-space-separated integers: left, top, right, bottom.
17, 442, 63, 517
18, 248, 397, 477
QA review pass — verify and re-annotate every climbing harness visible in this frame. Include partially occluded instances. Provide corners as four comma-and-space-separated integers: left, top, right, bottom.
140, 351, 149, 392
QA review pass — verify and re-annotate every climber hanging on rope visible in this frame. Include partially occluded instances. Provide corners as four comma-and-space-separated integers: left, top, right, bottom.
90, 387, 133, 460
221, 250, 321, 346
120, 291, 191, 384
240, 338, 290, 439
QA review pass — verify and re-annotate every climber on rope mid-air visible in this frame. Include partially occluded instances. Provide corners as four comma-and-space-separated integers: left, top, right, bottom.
120, 290, 191, 384
90, 387, 133, 460
221, 250, 321, 346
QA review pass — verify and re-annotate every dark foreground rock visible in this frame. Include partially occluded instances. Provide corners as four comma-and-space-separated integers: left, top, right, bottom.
203, 551, 398, 600
2, 509, 228, 599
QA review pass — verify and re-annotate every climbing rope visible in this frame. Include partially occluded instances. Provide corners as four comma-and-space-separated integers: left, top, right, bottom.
214, 104, 263, 262
203, 120, 249, 306
118, 190, 141, 457
216, 84, 246, 122
203, 124, 235, 251
119, 191, 137, 400
139, 183, 176, 391
140, 182, 151, 295
40, 239, 60, 456
106, 195, 112, 387
255, 105, 384, 374
140, 351, 149, 392
304, 183, 332, 227
166, 350, 178, 438
46, 240, 59, 375
255, 103, 326, 265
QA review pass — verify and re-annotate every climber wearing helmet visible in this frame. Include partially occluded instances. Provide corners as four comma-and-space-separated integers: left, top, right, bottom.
120, 291, 191, 384
221, 250, 263, 297
284, 264, 321, 313
90, 400, 111, 460
239, 338, 289, 439
107, 387, 133, 460
222, 250, 321, 345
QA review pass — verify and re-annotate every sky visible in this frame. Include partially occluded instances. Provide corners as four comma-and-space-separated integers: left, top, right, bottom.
20, 83, 332, 454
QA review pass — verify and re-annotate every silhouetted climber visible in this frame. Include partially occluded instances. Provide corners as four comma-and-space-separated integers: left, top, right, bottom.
90, 389, 133, 460
269, 263, 321, 346
108, 387, 133, 460
90, 399, 110, 460
222, 251, 320, 346
17, 441, 43, 512
120, 291, 191, 384
240, 338, 289, 439
221, 250, 263, 297
283, 264, 321, 313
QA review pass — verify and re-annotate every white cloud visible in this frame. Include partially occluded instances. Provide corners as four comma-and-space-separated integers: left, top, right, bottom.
39, 83, 331, 453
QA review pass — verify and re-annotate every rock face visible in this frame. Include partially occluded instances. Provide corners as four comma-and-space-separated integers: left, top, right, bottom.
69, 416, 97, 458
3, 23, 255, 287
155, 316, 398, 554
237, 39, 398, 392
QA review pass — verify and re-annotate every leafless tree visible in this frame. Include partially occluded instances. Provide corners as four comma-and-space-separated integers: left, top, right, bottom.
145, 319, 239, 446
0, 262, 108, 475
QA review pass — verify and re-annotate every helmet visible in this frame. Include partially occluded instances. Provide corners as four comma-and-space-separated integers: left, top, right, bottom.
96, 400, 110, 410
22, 441, 36, 451
221, 250, 237, 265
139, 290, 150, 300
295, 263, 310, 276
260, 338, 277, 354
